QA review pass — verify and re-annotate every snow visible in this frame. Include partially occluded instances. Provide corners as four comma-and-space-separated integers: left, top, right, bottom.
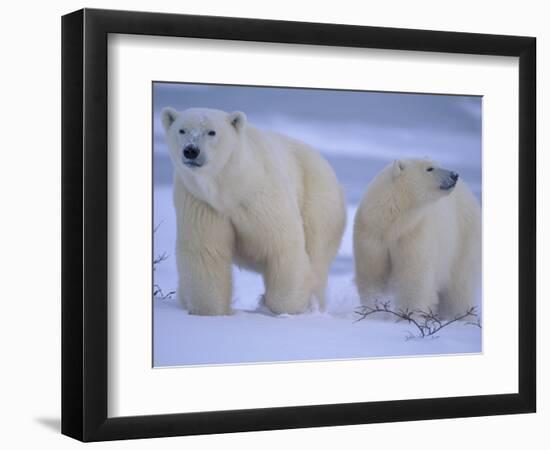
154, 298, 481, 367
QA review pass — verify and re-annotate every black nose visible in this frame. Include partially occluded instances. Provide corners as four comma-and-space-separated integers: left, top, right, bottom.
450, 171, 459, 182
183, 145, 200, 160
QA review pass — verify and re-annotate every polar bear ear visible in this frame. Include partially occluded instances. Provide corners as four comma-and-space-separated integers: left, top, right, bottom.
161, 107, 179, 131
392, 159, 404, 178
229, 111, 247, 132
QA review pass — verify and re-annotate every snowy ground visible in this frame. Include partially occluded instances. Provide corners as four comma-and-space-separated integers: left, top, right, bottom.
152, 85, 482, 367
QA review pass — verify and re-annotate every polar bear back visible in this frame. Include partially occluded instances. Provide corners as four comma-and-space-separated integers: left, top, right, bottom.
228, 125, 346, 270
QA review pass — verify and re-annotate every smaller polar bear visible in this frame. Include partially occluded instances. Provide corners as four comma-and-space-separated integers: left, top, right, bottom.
353, 159, 481, 319
161, 107, 346, 316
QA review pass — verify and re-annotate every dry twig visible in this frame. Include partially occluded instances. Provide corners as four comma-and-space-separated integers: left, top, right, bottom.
354, 300, 481, 340
153, 223, 175, 301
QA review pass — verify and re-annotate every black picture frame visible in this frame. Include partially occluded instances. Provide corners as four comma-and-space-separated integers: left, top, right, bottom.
61, 8, 536, 442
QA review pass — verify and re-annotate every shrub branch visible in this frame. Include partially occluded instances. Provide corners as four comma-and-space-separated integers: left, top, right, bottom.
354, 300, 481, 340
153, 222, 175, 301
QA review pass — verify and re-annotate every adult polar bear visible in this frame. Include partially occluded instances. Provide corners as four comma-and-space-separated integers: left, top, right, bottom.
353, 159, 481, 319
161, 107, 346, 316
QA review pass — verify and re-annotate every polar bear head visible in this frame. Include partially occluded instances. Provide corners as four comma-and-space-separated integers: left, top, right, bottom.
390, 158, 459, 208
161, 107, 247, 181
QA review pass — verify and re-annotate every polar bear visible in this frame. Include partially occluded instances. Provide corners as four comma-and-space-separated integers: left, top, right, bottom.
161, 107, 346, 316
353, 158, 481, 319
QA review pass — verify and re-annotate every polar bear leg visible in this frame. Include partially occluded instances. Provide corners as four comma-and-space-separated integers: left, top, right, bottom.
177, 246, 233, 316
392, 267, 439, 314
312, 271, 328, 312
302, 163, 346, 312
439, 260, 479, 319
390, 239, 439, 313
175, 197, 234, 316
439, 276, 477, 320
354, 236, 389, 306
307, 206, 346, 312
263, 250, 313, 315
308, 236, 342, 312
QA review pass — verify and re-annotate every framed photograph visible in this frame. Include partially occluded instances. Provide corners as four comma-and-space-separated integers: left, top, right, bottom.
62, 8, 536, 442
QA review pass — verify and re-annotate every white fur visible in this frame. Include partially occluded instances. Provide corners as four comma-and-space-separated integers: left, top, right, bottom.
162, 107, 346, 316
353, 158, 481, 319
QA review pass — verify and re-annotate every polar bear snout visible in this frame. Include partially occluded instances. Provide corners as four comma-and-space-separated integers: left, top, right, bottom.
183, 144, 200, 160
182, 145, 206, 168
439, 169, 459, 191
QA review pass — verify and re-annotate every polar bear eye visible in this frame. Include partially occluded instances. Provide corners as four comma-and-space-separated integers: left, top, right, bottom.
208, 130, 216, 136
426, 167, 434, 172
179, 129, 186, 134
